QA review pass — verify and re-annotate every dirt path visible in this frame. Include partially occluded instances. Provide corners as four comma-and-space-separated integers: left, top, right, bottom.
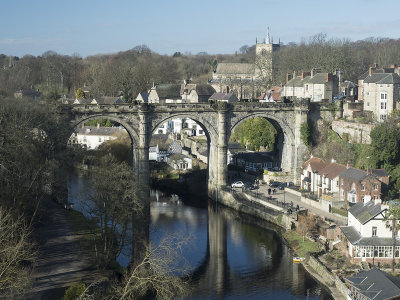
29, 200, 106, 299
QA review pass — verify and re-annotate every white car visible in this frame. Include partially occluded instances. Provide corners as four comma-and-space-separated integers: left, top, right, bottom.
231, 181, 245, 188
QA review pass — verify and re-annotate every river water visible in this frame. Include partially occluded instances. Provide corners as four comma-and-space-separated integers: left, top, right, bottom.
68, 174, 333, 300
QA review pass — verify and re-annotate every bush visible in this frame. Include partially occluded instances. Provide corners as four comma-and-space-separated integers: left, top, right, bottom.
64, 283, 86, 300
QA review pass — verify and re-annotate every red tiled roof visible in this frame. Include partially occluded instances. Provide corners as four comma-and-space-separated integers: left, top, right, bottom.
319, 162, 347, 179
302, 157, 327, 172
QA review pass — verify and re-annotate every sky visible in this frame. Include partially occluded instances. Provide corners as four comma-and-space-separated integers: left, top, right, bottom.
2, 0, 400, 58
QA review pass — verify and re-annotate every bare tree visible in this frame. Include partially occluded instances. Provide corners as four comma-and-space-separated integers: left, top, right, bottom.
112, 233, 192, 300
0, 207, 36, 298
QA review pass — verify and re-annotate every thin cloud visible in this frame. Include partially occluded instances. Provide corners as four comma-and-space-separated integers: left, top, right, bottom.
0, 37, 65, 45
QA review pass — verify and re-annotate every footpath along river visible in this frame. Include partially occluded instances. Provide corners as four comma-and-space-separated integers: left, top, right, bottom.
68, 174, 333, 299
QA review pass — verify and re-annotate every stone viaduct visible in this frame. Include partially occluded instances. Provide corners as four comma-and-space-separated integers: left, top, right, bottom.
62, 100, 310, 198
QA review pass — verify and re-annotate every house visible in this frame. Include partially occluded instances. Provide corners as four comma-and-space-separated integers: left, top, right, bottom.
230, 152, 277, 171
136, 92, 149, 103
149, 134, 182, 162
209, 92, 238, 103
357, 63, 400, 101
318, 160, 347, 197
345, 268, 400, 300
227, 142, 246, 165
283, 68, 339, 102
69, 124, 124, 150
259, 86, 283, 102
339, 80, 358, 100
180, 83, 215, 103
167, 153, 192, 170
362, 72, 400, 122
148, 84, 181, 104
340, 199, 400, 264
14, 88, 41, 100
300, 156, 328, 193
339, 167, 389, 204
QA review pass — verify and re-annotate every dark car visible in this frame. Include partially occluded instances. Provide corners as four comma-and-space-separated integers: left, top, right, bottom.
278, 184, 285, 190
269, 181, 280, 187
245, 183, 257, 190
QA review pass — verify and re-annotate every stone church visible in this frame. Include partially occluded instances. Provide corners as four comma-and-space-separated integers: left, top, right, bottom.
210, 28, 280, 101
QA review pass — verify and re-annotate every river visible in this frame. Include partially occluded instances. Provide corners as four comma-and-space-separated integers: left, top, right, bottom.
68, 174, 333, 299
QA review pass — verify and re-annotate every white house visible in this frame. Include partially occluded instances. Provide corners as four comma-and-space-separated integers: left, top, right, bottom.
167, 153, 192, 170
340, 199, 400, 264
300, 157, 327, 193
149, 134, 182, 162
70, 125, 125, 150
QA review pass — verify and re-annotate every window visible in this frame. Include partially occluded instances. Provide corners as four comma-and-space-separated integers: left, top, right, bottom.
336, 180, 339, 187
374, 184, 378, 191
372, 227, 377, 237
341, 190, 344, 196
367, 102, 370, 106
380, 114, 387, 120
361, 196, 365, 203
381, 101, 387, 109
361, 184, 365, 191
380, 92, 387, 100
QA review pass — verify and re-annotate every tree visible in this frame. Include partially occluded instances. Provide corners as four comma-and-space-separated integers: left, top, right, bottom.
111, 234, 191, 300
0, 207, 36, 298
297, 214, 317, 242
384, 201, 400, 273
231, 118, 277, 151
84, 157, 143, 267
76, 88, 85, 99
300, 119, 314, 148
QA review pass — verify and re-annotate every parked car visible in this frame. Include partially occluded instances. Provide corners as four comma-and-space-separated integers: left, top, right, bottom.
278, 183, 285, 190
269, 181, 281, 187
231, 181, 245, 188
245, 183, 257, 190
272, 166, 282, 172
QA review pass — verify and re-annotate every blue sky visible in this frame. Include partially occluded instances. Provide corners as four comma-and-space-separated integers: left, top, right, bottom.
1, 0, 400, 57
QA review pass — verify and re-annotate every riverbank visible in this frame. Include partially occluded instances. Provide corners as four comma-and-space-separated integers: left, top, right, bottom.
215, 187, 348, 300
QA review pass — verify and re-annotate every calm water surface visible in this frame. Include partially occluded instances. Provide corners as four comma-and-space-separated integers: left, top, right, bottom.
68, 174, 333, 300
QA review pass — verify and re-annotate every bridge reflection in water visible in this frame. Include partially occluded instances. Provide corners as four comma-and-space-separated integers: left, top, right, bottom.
150, 191, 332, 300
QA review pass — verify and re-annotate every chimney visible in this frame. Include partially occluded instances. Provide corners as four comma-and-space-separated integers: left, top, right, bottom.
302, 72, 311, 79
369, 66, 376, 76
346, 162, 353, 169
286, 73, 292, 83
293, 71, 297, 78
311, 68, 321, 77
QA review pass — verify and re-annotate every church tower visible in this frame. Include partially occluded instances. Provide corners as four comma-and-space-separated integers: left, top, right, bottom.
255, 27, 280, 86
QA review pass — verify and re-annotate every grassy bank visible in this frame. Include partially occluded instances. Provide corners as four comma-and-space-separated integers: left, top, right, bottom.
283, 230, 320, 257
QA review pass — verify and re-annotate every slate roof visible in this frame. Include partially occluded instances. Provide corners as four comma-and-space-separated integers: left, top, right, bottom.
319, 162, 347, 180
136, 92, 149, 102
340, 80, 357, 89
302, 157, 327, 172
363, 73, 400, 84
308, 73, 332, 84
209, 93, 238, 102
341, 226, 396, 246
149, 134, 172, 150
345, 268, 400, 300
168, 153, 191, 162
95, 97, 125, 105
340, 167, 367, 182
357, 68, 387, 80
228, 142, 245, 154
181, 84, 216, 96
154, 84, 181, 99
372, 169, 389, 177
76, 126, 122, 136
215, 63, 254, 75
285, 76, 304, 87
348, 200, 386, 225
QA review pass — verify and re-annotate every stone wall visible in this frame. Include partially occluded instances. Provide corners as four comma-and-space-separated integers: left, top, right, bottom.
331, 120, 374, 144
307, 256, 349, 299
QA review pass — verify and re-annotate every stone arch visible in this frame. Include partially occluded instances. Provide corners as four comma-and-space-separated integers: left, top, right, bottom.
229, 113, 296, 173
70, 114, 139, 146
151, 113, 219, 186
151, 113, 218, 146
